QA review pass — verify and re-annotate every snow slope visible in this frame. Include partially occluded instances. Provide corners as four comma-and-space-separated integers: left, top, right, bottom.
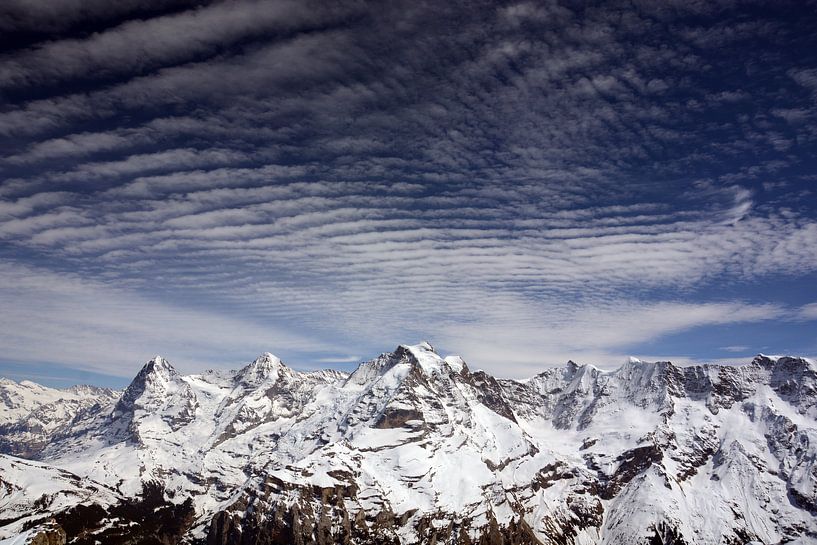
0, 454, 120, 539
0, 378, 119, 458
1, 346, 815, 544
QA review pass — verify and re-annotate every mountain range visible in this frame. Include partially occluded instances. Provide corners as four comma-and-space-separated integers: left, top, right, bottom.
1, 343, 815, 545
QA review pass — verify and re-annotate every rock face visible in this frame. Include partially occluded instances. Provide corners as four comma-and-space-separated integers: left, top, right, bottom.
22, 521, 65, 545
1, 346, 816, 544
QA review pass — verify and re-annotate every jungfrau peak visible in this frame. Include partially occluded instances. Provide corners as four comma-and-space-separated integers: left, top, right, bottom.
0, 344, 815, 544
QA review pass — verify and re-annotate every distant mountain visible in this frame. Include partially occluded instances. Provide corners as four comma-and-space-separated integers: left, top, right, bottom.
1, 344, 815, 544
0, 377, 119, 458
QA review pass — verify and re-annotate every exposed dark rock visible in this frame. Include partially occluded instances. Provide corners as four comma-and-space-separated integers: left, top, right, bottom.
601, 444, 663, 499
205, 477, 399, 545
469, 371, 519, 423
375, 406, 424, 429
50, 481, 195, 545
26, 520, 66, 545
647, 521, 687, 545
532, 461, 574, 490
671, 424, 719, 481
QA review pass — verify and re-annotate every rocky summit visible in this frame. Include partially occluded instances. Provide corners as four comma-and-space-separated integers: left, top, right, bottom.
1, 344, 815, 545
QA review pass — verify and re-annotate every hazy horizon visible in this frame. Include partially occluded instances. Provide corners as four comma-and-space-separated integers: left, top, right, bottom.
1, 345, 811, 389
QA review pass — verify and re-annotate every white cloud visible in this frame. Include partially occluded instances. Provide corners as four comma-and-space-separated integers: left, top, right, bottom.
798, 303, 817, 320
720, 345, 750, 353
0, 258, 794, 379
435, 298, 786, 376
0, 261, 332, 377
313, 356, 361, 364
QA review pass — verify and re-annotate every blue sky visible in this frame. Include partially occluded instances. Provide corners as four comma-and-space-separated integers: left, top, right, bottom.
0, 0, 816, 388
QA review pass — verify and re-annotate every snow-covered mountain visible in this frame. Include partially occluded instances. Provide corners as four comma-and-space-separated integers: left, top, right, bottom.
0, 378, 119, 458
1, 344, 815, 545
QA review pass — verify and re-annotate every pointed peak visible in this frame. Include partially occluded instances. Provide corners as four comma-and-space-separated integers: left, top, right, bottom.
115, 356, 179, 413
238, 352, 287, 383
253, 352, 283, 367
345, 342, 451, 387
141, 355, 176, 377
146, 354, 171, 367
627, 356, 643, 365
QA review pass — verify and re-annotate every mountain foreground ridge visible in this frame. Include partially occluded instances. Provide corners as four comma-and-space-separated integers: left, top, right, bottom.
1, 342, 815, 545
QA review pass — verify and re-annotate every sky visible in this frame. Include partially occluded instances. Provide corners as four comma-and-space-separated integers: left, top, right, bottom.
1, 0, 816, 388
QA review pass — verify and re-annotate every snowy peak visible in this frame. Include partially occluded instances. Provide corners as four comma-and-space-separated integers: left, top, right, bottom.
64, 384, 117, 397
145, 354, 175, 375
345, 344, 421, 387
613, 357, 685, 408
401, 341, 442, 373
565, 361, 602, 393
750, 354, 817, 417
118, 355, 178, 402
0, 377, 118, 426
132, 356, 179, 391
345, 342, 469, 389
752, 353, 782, 365
402, 342, 468, 376
236, 352, 288, 384
0, 378, 120, 458
443, 354, 468, 373
415, 340, 435, 352
111, 355, 198, 433
254, 351, 282, 367
752, 353, 814, 371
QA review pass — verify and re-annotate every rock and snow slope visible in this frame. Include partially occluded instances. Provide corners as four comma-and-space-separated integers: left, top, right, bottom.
0, 344, 815, 544
0, 379, 118, 458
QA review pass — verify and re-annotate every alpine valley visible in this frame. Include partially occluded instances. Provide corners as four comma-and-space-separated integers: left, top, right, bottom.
1, 343, 815, 545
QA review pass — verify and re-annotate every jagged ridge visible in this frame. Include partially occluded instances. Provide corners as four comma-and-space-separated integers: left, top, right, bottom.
1, 345, 815, 545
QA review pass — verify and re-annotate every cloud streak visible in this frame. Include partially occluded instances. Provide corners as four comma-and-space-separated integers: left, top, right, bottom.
0, 0, 357, 88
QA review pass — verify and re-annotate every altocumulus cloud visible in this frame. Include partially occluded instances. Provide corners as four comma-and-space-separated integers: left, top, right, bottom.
1, 0, 816, 383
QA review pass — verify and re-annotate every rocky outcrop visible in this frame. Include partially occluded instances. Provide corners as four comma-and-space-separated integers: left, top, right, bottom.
204, 475, 545, 545
20, 521, 67, 545
50, 482, 194, 545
